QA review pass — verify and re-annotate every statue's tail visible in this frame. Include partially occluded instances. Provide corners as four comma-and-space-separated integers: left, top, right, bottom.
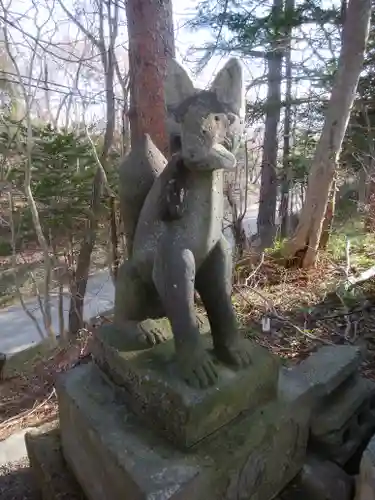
119, 134, 167, 256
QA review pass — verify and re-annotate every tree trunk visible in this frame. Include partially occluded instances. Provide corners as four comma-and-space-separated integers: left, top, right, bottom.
126, 0, 175, 156
257, 0, 283, 249
279, 0, 294, 238
283, 0, 371, 268
319, 178, 337, 250
67, 0, 119, 336
365, 164, 375, 230
363, 110, 375, 229
358, 166, 368, 208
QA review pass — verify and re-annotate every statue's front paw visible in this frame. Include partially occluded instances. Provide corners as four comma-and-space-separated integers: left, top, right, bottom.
214, 338, 253, 369
177, 344, 218, 389
137, 319, 168, 346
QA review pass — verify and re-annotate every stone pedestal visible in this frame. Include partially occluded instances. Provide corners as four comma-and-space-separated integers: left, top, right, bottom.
91, 323, 279, 448
25, 318, 311, 500
57, 361, 308, 500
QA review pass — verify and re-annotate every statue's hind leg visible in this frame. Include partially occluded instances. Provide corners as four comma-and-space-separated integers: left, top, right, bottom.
113, 260, 168, 347
195, 235, 253, 368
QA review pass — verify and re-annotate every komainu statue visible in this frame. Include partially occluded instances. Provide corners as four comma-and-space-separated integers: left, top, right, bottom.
115, 57, 253, 388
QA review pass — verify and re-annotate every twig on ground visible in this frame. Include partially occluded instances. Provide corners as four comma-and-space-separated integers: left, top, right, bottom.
234, 285, 333, 345
338, 236, 352, 338
347, 265, 375, 289
345, 237, 351, 277
0, 388, 56, 431
336, 291, 352, 339
245, 252, 264, 286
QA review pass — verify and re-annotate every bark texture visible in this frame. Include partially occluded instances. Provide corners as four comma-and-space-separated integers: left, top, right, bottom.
283, 0, 371, 267
257, 0, 283, 249
126, 0, 175, 157
279, 0, 294, 238
319, 179, 337, 250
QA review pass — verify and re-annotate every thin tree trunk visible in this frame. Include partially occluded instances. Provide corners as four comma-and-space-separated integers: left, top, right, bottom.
280, 0, 294, 238
365, 166, 375, 230
109, 196, 120, 281
283, 0, 371, 268
318, 0, 345, 249
126, 0, 175, 156
358, 165, 368, 208
257, 0, 283, 249
362, 106, 375, 229
66, 0, 119, 336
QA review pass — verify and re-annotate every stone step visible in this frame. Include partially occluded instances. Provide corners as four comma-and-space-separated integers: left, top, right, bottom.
56, 362, 308, 500
309, 384, 375, 466
279, 345, 362, 409
90, 321, 279, 449
311, 376, 375, 438
25, 421, 86, 500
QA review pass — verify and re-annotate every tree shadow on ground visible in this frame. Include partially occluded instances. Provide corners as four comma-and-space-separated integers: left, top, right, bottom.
0, 459, 40, 500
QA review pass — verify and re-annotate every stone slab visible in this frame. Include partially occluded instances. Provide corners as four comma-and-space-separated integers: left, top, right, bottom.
280, 454, 354, 500
56, 362, 308, 500
25, 421, 86, 500
311, 376, 375, 437
278, 345, 362, 421
289, 345, 362, 401
310, 384, 375, 466
91, 321, 279, 448
278, 366, 315, 409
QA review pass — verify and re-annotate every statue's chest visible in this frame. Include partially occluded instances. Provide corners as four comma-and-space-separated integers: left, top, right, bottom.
170, 170, 224, 258
184, 169, 223, 220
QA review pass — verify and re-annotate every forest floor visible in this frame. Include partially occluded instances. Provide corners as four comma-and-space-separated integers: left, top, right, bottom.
1, 213, 375, 443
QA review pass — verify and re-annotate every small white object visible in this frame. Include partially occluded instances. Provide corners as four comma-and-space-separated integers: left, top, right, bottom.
262, 316, 271, 333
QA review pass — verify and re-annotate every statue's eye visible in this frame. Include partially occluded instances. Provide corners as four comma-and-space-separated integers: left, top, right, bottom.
214, 115, 220, 122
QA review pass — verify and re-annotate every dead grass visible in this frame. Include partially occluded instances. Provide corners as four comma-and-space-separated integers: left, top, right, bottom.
0, 331, 92, 441
233, 241, 375, 376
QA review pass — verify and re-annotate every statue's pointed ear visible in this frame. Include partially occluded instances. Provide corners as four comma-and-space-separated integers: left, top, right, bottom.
164, 58, 196, 108
210, 58, 245, 118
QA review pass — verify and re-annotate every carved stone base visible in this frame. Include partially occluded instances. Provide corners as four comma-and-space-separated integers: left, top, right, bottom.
90, 321, 280, 448
25, 421, 86, 500
56, 362, 308, 500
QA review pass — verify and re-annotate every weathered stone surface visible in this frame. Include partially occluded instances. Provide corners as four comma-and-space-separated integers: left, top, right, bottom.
281, 454, 354, 500
310, 380, 375, 465
288, 345, 362, 401
25, 421, 86, 500
119, 133, 167, 257
311, 376, 374, 438
278, 366, 314, 407
57, 362, 307, 500
91, 322, 279, 448
115, 57, 249, 391
354, 435, 375, 500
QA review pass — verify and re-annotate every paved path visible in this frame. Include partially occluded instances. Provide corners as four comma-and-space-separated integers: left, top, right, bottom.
0, 270, 115, 355
0, 429, 33, 464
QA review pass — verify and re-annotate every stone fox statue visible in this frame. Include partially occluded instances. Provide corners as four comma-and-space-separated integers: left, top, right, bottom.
115, 57, 253, 389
